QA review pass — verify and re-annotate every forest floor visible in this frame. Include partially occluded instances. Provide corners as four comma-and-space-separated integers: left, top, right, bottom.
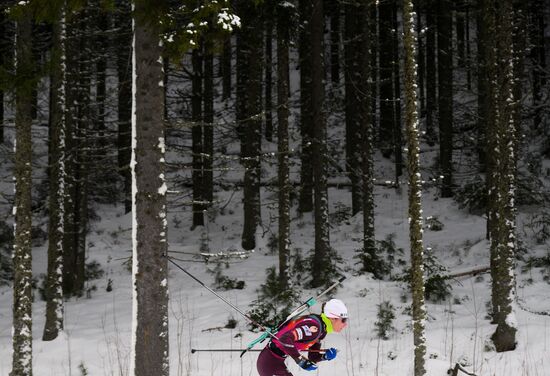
0, 169, 549, 376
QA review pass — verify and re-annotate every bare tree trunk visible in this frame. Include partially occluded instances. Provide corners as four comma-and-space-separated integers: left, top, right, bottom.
94, 1, 108, 161
12, 9, 33, 376
43, 4, 66, 341
329, 0, 340, 84
357, 0, 376, 273
240, 1, 263, 250
437, 0, 453, 197
221, 34, 231, 100
415, 0, 425, 113
73, 7, 92, 294
191, 46, 204, 228
392, 1, 403, 181
116, 0, 132, 213
310, 0, 331, 288
529, 0, 547, 130
403, 0, 427, 373
379, 0, 395, 158
298, 0, 314, 213
277, 2, 291, 287
203, 39, 214, 209
425, 0, 436, 146
344, 1, 362, 215
489, 0, 518, 352
131, 1, 169, 374
265, 5, 274, 142
476, 0, 488, 173
62, 10, 80, 297
0, 9, 6, 144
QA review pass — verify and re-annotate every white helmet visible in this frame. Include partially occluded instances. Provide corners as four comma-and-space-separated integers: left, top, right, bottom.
323, 299, 348, 319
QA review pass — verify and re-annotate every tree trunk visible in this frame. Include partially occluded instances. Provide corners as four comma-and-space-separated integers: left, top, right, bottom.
298, 0, 314, 213
476, 0, 488, 173
358, 0, 376, 273
131, 1, 170, 374
240, 1, 263, 250
221, 34, 232, 100
379, 0, 395, 158
12, 9, 33, 376
392, 0, 403, 181
344, 1, 363, 215
94, 1, 108, 161
203, 39, 214, 209
43, 4, 66, 341
73, 6, 92, 294
403, 0, 428, 373
277, 2, 291, 287
465, 5, 472, 90
265, 7, 274, 142
489, 0, 518, 352
0, 9, 6, 144
330, 0, 340, 84
116, 0, 132, 213
191, 46, 204, 228
437, 0, 453, 197
456, 1, 466, 67
415, 0, 425, 113
62, 11, 80, 297
425, 0, 436, 146
529, 0, 546, 130
310, 0, 331, 288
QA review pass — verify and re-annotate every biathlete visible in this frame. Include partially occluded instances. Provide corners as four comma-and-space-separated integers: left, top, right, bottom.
256, 299, 348, 375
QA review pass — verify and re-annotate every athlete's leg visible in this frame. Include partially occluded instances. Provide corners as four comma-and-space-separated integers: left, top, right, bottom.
256, 347, 293, 376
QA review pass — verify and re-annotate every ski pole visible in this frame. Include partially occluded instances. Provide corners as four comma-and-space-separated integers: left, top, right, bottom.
167, 257, 275, 335
191, 348, 328, 354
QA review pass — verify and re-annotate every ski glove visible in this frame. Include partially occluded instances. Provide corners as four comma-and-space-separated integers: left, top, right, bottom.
296, 357, 318, 371
323, 347, 337, 361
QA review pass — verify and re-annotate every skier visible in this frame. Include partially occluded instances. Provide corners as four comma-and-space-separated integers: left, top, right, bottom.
256, 298, 348, 375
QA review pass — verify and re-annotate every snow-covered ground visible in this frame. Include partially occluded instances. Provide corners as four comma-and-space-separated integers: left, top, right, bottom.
1, 174, 549, 376
0, 45, 548, 376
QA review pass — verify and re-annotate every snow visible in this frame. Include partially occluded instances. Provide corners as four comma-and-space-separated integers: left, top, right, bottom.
1, 184, 547, 375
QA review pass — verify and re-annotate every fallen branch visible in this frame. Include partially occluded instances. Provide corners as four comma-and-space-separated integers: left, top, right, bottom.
447, 266, 490, 279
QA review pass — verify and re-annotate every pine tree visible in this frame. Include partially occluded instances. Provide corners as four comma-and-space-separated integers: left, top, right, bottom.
116, 0, 132, 214
221, 33, 231, 100
130, 1, 170, 375
358, 0, 375, 270
488, 0, 518, 352
425, 0, 436, 146
297, 0, 314, 213
0, 7, 7, 144
43, 1, 67, 341
310, 0, 331, 288
276, 0, 292, 286
403, 0, 427, 373
529, 0, 546, 129
344, 0, 363, 215
264, 0, 274, 142
476, 0, 488, 172
238, 0, 263, 250
437, 0, 453, 197
379, 0, 396, 158
203, 34, 214, 211
191, 43, 204, 228
11, 4, 34, 375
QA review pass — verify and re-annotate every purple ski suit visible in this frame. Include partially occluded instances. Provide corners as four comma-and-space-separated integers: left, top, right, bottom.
256, 314, 327, 376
